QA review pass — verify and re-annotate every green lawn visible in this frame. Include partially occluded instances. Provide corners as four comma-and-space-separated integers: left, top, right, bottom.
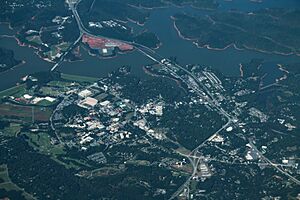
40, 86, 61, 96
47, 80, 75, 87
23, 132, 91, 170
61, 73, 99, 83
36, 99, 57, 107
2, 123, 22, 137
26, 35, 43, 45
26, 132, 65, 155
25, 132, 91, 169
0, 84, 26, 99
56, 42, 71, 51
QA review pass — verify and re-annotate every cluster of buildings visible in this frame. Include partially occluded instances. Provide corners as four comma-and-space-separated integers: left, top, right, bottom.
193, 68, 227, 106
89, 20, 127, 30
53, 76, 171, 152
77, 89, 98, 108
59, 84, 138, 149
52, 16, 70, 25
22, 14, 73, 62
6, 1, 51, 9
158, 60, 228, 111
137, 101, 164, 116
133, 119, 164, 140
87, 152, 107, 164
245, 143, 260, 161
248, 107, 269, 123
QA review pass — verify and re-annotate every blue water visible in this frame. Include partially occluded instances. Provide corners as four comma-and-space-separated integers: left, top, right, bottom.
141, 5, 299, 77
260, 61, 284, 86
218, 0, 300, 11
0, 0, 299, 90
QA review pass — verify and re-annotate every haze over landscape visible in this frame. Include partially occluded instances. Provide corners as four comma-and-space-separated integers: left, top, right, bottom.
0, 0, 300, 199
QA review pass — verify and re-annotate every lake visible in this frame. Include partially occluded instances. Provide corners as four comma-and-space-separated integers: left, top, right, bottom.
0, 0, 299, 90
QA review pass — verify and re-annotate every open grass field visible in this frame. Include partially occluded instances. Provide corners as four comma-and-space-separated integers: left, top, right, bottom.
2, 123, 22, 137
26, 132, 65, 155
61, 73, 99, 83
0, 84, 26, 98
40, 87, 61, 97
78, 165, 126, 178
24, 132, 92, 170
56, 42, 71, 51
26, 35, 43, 45
36, 99, 57, 107
47, 80, 76, 88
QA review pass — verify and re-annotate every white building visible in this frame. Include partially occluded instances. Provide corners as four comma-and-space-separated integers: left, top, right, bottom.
78, 89, 92, 98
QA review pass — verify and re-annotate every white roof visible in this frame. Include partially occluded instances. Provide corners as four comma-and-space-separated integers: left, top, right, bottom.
245, 153, 253, 160
78, 89, 92, 98
226, 126, 233, 132
100, 100, 110, 106
23, 94, 33, 99
45, 96, 56, 102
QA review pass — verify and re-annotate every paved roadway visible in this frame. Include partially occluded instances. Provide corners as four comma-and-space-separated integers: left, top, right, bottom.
52, 2, 238, 198
49, 1, 300, 198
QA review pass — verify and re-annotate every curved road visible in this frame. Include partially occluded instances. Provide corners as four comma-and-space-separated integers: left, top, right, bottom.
49, 1, 300, 199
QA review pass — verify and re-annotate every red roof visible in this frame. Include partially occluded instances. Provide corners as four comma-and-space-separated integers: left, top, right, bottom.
82, 34, 133, 51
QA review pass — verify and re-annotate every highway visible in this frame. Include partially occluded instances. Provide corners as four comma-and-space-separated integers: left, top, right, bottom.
249, 141, 300, 185
51, 0, 158, 72
50, 0, 83, 72
57, 2, 235, 198
50, 33, 82, 72
50, 1, 300, 198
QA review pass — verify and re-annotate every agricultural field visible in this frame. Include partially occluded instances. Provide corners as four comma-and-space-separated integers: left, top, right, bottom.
0, 103, 52, 122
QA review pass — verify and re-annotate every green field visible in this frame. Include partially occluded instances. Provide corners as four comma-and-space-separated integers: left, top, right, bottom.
26, 132, 65, 156
126, 160, 151, 166
24, 132, 92, 170
47, 80, 76, 87
78, 166, 126, 178
0, 84, 26, 98
26, 35, 43, 45
36, 99, 57, 107
40, 86, 61, 96
56, 42, 71, 51
2, 123, 22, 137
61, 73, 99, 83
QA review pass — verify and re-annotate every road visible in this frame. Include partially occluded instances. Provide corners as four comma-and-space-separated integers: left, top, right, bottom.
50, 0, 83, 72
58, 2, 235, 198
50, 33, 83, 72
49, 1, 300, 198
51, 0, 158, 72
249, 141, 300, 185
49, 94, 73, 143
